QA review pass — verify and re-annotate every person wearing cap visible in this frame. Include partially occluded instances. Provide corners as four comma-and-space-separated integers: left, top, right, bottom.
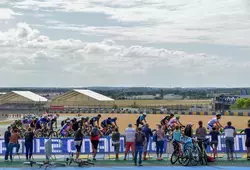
136, 113, 147, 128
124, 123, 136, 160
142, 124, 153, 160
207, 114, 223, 132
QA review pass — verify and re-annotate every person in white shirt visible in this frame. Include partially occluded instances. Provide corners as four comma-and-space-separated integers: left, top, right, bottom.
124, 124, 136, 160
207, 114, 223, 131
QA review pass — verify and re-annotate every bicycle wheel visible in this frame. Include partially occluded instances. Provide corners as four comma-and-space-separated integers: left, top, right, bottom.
170, 150, 179, 165
178, 148, 191, 166
190, 145, 201, 166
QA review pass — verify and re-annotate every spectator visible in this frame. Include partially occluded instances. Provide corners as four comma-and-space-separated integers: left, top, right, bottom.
4, 126, 11, 161
196, 121, 207, 154
24, 127, 34, 160
8, 129, 20, 161
172, 126, 181, 154
244, 122, 250, 160
209, 127, 220, 159
224, 121, 236, 160
112, 127, 120, 160
142, 124, 153, 160
74, 127, 84, 160
155, 124, 165, 160
134, 127, 146, 166
184, 122, 193, 138
90, 126, 101, 161
124, 124, 136, 160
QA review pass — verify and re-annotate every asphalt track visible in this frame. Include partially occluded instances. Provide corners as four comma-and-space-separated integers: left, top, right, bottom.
0, 165, 250, 170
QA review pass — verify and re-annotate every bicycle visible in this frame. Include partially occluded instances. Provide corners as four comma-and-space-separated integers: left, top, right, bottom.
198, 138, 209, 165
65, 153, 94, 167
170, 137, 192, 166
24, 160, 66, 169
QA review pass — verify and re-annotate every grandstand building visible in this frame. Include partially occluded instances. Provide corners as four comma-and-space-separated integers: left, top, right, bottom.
0, 91, 48, 114
50, 89, 115, 109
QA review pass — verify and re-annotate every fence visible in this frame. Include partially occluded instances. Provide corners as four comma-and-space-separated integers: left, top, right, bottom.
0, 134, 247, 155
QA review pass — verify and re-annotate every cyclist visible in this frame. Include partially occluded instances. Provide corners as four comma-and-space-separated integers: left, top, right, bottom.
101, 117, 118, 129
89, 114, 101, 127
136, 113, 147, 128
160, 113, 174, 129
207, 113, 223, 132
167, 114, 184, 129
35, 116, 49, 130
60, 120, 72, 137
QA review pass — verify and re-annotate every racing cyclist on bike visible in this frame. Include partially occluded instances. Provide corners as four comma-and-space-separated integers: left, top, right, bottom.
60, 120, 72, 137
207, 113, 223, 132
101, 117, 118, 128
161, 113, 174, 129
89, 114, 101, 127
136, 113, 147, 128
167, 114, 184, 130
35, 116, 49, 130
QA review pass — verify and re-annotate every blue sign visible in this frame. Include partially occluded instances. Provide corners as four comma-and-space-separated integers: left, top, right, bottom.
0, 134, 247, 155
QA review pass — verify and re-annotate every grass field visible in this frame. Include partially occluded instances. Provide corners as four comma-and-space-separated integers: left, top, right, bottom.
114, 99, 211, 107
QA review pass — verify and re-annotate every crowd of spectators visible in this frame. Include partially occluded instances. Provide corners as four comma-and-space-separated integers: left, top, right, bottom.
3, 120, 250, 164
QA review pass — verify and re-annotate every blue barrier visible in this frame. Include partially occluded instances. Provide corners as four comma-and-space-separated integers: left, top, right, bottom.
0, 134, 247, 155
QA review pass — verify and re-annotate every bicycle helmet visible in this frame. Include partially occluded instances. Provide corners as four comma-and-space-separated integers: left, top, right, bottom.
85, 116, 89, 120
216, 113, 221, 117
97, 114, 101, 117
175, 114, 180, 119
143, 113, 147, 116
113, 117, 117, 120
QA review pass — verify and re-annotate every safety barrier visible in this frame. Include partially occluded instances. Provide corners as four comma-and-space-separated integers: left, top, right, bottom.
0, 134, 247, 155
57, 111, 250, 116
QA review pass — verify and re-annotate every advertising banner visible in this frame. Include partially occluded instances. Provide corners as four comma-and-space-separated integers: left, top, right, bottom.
0, 134, 247, 155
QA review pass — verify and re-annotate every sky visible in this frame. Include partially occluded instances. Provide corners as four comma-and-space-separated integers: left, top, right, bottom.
0, 0, 250, 88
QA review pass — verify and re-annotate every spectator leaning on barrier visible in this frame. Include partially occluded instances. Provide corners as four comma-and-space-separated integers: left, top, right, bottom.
90, 126, 101, 161
134, 127, 146, 166
184, 122, 193, 138
244, 122, 250, 160
4, 126, 11, 161
8, 129, 20, 161
155, 124, 165, 160
224, 121, 236, 160
124, 123, 136, 160
24, 127, 34, 160
74, 127, 84, 161
142, 123, 153, 160
209, 127, 220, 159
196, 121, 207, 154
112, 127, 121, 160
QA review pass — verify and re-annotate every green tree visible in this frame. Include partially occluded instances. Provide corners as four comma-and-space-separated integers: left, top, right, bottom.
235, 98, 244, 108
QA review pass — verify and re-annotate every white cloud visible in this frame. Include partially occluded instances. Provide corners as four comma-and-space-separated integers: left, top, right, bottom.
0, 8, 21, 20
11, 0, 250, 46
0, 22, 249, 87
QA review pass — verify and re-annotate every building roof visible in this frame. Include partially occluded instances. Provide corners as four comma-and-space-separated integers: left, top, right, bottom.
73, 89, 114, 101
13, 91, 48, 102
0, 91, 48, 103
